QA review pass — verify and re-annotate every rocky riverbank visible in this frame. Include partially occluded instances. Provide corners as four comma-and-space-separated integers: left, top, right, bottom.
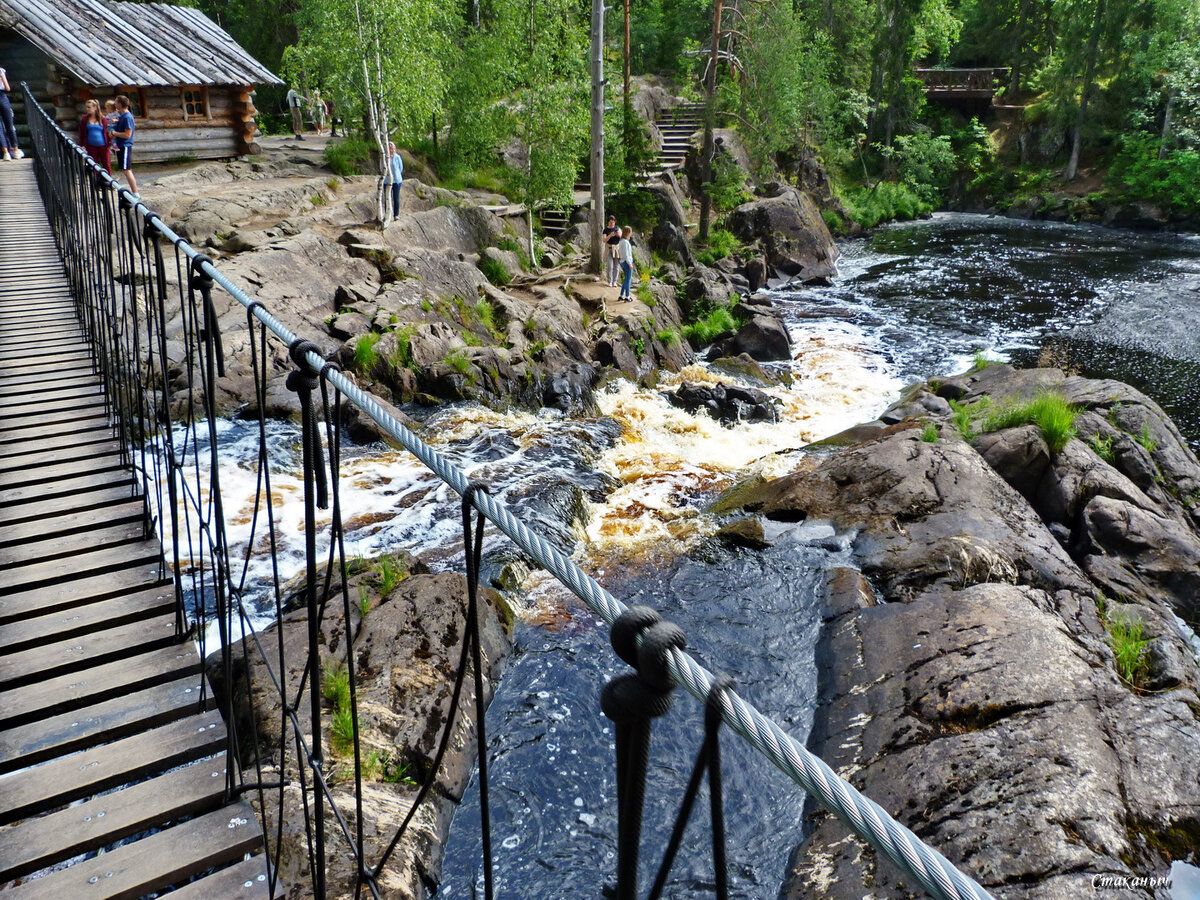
712, 364, 1200, 897
208, 550, 513, 900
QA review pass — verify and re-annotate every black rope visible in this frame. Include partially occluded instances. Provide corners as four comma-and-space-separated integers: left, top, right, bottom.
462, 484, 496, 900
647, 676, 732, 900
190, 254, 225, 377
287, 338, 329, 510
600, 606, 685, 900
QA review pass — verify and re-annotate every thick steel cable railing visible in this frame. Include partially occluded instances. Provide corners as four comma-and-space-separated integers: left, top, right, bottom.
22, 84, 994, 900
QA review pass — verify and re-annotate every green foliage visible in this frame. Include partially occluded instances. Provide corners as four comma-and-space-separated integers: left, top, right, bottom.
1111, 136, 1200, 215
656, 328, 680, 347
843, 181, 931, 228
478, 254, 510, 286
1107, 618, 1150, 688
358, 583, 372, 619
707, 155, 753, 213
324, 137, 374, 176
682, 307, 738, 348
921, 422, 940, 443
353, 332, 382, 375
375, 553, 407, 595
637, 273, 655, 307
632, 337, 646, 357
330, 707, 359, 754
1137, 424, 1158, 454
390, 326, 416, 370
381, 753, 417, 785
445, 349, 472, 374
473, 299, 502, 338
971, 350, 995, 371
704, 229, 743, 260
607, 190, 660, 231
1089, 433, 1116, 462
950, 398, 976, 438
893, 130, 956, 205
982, 392, 1078, 453
322, 665, 351, 712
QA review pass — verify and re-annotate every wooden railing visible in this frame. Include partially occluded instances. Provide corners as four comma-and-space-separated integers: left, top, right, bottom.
914, 67, 1009, 99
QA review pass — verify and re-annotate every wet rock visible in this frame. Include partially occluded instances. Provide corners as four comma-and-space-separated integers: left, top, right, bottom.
665, 380, 777, 425
715, 517, 771, 549
723, 313, 791, 362
542, 362, 599, 415
708, 353, 778, 387
971, 424, 1051, 503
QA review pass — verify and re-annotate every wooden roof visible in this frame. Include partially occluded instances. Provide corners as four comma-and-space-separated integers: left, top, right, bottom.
0, 0, 282, 86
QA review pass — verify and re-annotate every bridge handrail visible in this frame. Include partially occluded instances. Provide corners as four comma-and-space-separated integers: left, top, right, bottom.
22, 82, 994, 900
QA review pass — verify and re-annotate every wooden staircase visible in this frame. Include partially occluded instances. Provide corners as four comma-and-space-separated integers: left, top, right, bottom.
652, 102, 705, 175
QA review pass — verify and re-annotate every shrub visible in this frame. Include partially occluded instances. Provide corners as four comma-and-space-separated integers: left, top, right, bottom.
656, 328, 680, 347
1110, 135, 1200, 216
844, 181, 931, 229
478, 254, 510, 286
325, 137, 373, 177
921, 422, 939, 443
682, 307, 738, 348
445, 349, 473, 374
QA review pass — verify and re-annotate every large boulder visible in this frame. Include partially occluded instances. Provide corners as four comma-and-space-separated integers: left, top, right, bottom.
665, 380, 777, 424
726, 185, 838, 283
723, 314, 791, 362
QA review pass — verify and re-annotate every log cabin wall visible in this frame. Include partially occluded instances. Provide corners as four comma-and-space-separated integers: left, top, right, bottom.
0, 29, 52, 146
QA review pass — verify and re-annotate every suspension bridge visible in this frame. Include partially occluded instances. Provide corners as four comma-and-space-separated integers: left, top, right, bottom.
0, 85, 997, 900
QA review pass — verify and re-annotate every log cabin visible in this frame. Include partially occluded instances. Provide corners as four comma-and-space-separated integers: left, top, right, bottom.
0, 0, 282, 160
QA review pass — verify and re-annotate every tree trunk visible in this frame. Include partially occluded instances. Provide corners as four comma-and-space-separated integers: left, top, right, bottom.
1067, 0, 1107, 181
698, 0, 723, 244
622, 0, 631, 156
1008, 0, 1029, 95
589, 0, 605, 274
1158, 87, 1175, 159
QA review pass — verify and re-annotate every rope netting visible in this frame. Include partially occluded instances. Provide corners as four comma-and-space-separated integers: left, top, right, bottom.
22, 84, 994, 900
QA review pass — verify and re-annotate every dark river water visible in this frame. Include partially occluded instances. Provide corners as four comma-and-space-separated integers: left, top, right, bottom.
433, 213, 1200, 899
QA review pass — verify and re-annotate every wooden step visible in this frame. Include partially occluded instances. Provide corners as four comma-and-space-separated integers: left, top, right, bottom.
165, 855, 278, 899
0, 758, 228, 882
0, 562, 167, 625
0, 582, 175, 654
1, 799, 260, 900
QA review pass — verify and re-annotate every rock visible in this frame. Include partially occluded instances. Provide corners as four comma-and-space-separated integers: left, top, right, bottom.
715, 517, 771, 549
341, 394, 418, 447
649, 221, 695, 268
665, 380, 777, 425
723, 314, 791, 362
480, 246, 522, 282
726, 186, 838, 282
708, 353, 778, 386
542, 362, 598, 415
327, 311, 372, 341
640, 179, 687, 228
207, 563, 512, 900
971, 424, 1051, 502
678, 267, 732, 319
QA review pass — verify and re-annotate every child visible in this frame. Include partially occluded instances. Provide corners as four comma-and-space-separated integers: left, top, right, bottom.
110, 95, 138, 196
617, 226, 635, 301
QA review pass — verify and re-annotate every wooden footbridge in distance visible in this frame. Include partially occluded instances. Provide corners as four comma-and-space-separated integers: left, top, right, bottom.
0, 160, 274, 897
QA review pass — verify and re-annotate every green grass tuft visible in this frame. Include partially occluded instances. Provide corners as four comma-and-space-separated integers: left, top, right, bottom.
1137, 424, 1158, 454
921, 422, 939, 443
322, 665, 351, 713
682, 307, 738, 348
982, 391, 1078, 453
1107, 618, 1150, 688
375, 554, 407, 595
330, 707, 359, 754
1089, 433, 1115, 462
353, 332, 382, 375
478, 254, 510, 286
358, 583, 372, 619
656, 328, 680, 347
445, 349, 473, 375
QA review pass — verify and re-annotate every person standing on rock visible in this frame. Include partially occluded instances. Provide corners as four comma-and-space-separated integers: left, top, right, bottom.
77, 99, 111, 174
617, 225, 635, 301
0, 67, 24, 160
602, 216, 621, 286
110, 95, 138, 197
311, 90, 327, 136
387, 142, 404, 218
286, 86, 307, 139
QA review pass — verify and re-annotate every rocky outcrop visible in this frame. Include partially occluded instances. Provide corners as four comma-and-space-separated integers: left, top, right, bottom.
664, 380, 777, 424
726, 184, 839, 284
714, 366, 1200, 898
208, 554, 513, 900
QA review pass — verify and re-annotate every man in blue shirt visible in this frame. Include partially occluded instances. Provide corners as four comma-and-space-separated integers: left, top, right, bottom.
387, 142, 404, 218
110, 95, 138, 197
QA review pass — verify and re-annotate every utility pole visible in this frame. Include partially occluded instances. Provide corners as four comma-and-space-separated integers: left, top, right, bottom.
589, 0, 605, 275
698, 0, 723, 244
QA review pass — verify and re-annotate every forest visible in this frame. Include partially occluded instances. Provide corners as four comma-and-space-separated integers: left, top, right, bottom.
200, 0, 1200, 227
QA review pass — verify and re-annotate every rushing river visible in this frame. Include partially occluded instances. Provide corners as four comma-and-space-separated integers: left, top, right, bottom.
185, 213, 1200, 897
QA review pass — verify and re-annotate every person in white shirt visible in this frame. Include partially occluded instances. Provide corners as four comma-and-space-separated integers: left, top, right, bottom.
617, 226, 635, 300
387, 142, 404, 217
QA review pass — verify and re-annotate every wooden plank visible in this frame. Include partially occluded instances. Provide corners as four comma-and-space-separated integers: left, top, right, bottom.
0, 453, 128, 492
0, 384, 102, 411
1, 800, 261, 900
0, 538, 164, 597
0, 436, 121, 470
0, 360, 96, 384
0, 672, 206, 774
0, 498, 145, 552
0, 758, 227, 882
0, 400, 109, 434
0, 372, 102, 399
165, 855, 278, 900
0, 562, 167, 625
0, 483, 138, 530
0, 397, 108, 427
0, 641, 195, 729
0, 416, 111, 451
0, 469, 134, 510
0, 710, 224, 825
0, 583, 175, 654
0, 611, 177, 690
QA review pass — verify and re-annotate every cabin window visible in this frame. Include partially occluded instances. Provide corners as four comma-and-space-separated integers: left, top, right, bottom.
182, 86, 208, 119
114, 87, 147, 118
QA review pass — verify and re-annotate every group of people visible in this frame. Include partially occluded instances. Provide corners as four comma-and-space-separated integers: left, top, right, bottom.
76, 96, 138, 196
602, 216, 637, 300
0, 67, 25, 161
285, 87, 334, 139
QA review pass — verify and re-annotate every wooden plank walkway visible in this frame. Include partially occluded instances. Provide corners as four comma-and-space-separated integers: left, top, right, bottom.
0, 160, 276, 897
